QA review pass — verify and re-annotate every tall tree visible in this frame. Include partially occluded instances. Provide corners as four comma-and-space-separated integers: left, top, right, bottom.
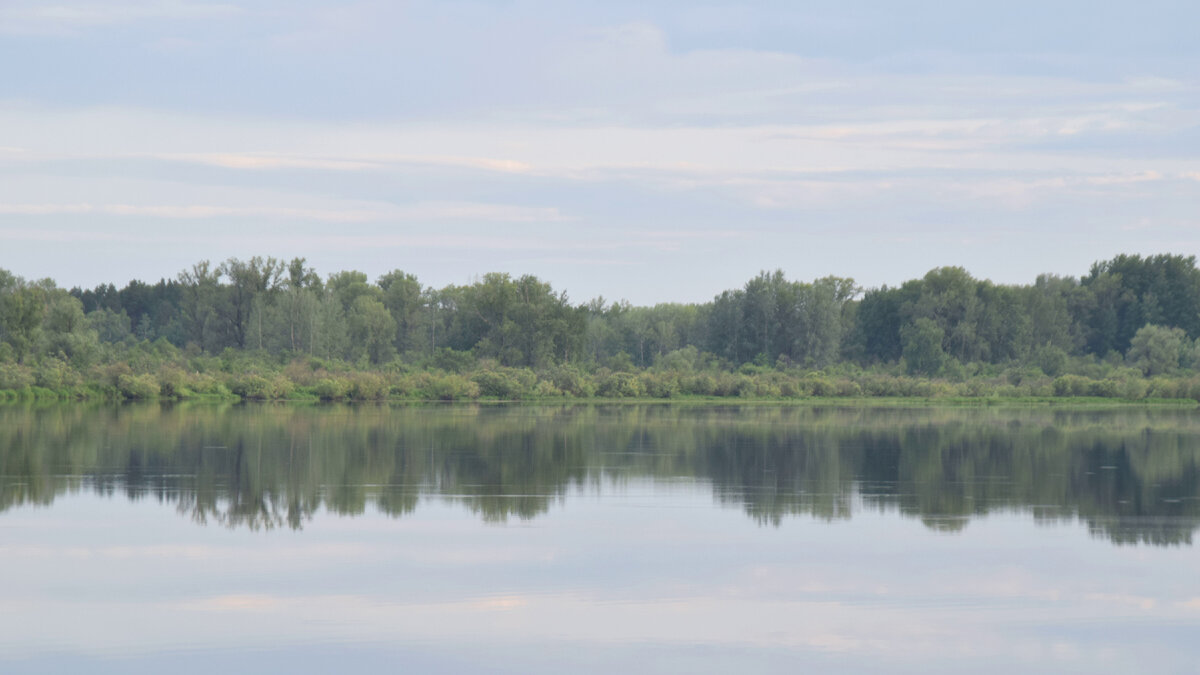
220, 257, 284, 349
0, 271, 45, 363
177, 261, 224, 351
347, 296, 397, 364
378, 270, 424, 355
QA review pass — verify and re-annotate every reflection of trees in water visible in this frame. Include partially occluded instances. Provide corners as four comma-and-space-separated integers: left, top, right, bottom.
1, 403, 1199, 544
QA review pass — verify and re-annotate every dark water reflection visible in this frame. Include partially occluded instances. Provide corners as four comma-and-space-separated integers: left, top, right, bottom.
2, 402, 1199, 545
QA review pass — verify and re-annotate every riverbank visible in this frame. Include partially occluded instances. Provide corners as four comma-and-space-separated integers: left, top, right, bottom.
4, 355, 1199, 404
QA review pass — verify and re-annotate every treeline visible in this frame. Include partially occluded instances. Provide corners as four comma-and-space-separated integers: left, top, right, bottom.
3, 254, 1200, 400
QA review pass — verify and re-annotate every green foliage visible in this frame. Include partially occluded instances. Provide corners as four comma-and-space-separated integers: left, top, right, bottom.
1083, 253, 1200, 354
0, 274, 46, 363
681, 373, 718, 396
347, 373, 388, 401
313, 377, 351, 401
657, 345, 700, 372
0, 361, 35, 390
597, 371, 645, 398
1127, 324, 1187, 376
347, 295, 397, 364
901, 318, 946, 376
543, 365, 596, 398
378, 269, 424, 354
9, 255, 1200, 403
472, 366, 537, 399
34, 357, 80, 391
1033, 343, 1069, 376
228, 373, 293, 400
117, 372, 159, 400
420, 373, 480, 401
638, 371, 680, 398
157, 366, 187, 399
427, 348, 476, 373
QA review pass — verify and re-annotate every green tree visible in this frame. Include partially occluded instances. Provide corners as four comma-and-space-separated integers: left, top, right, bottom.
40, 289, 98, 367
795, 276, 858, 367
268, 258, 323, 354
87, 308, 132, 344
378, 270, 424, 355
177, 260, 224, 351
0, 271, 46, 363
907, 267, 984, 363
327, 270, 377, 313
347, 296, 397, 364
313, 293, 350, 360
1126, 324, 1187, 376
706, 289, 746, 364
1083, 254, 1200, 353
901, 317, 947, 376
850, 281, 920, 364
219, 257, 284, 349
1025, 274, 1083, 354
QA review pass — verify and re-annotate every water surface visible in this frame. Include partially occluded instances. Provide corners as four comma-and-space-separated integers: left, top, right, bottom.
2, 403, 1199, 672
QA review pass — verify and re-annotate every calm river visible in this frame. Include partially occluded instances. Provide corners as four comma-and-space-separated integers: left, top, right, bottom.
2, 403, 1199, 673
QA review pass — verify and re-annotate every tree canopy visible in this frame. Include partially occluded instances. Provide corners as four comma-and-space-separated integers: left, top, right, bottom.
0, 253, 1197, 383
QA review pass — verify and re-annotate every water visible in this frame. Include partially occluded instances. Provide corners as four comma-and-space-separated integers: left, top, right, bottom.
1, 403, 1199, 673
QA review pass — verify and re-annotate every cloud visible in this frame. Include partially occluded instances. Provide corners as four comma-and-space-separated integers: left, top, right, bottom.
0, 201, 567, 224
0, 1, 243, 34
158, 152, 532, 174
1084, 171, 1163, 185
0, 4, 1197, 303
168, 153, 384, 171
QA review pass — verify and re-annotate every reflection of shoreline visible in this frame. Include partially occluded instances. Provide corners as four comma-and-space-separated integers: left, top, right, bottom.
0, 404, 1198, 544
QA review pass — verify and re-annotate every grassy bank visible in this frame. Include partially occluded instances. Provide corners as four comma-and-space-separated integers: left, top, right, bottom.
3, 346, 1199, 404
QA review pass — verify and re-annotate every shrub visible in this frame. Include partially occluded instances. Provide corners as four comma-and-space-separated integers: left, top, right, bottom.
1033, 344, 1069, 377
34, 358, 79, 391
639, 371, 680, 398
1053, 374, 1089, 397
807, 377, 837, 397
0, 362, 34, 391
751, 378, 781, 398
229, 374, 277, 400
597, 372, 645, 398
835, 379, 862, 397
422, 373, 480, 401
473, 367, 537, 399
544, 365, 595, 398
778, 379, 801, 398
313, 377, 351, 401
348, 372, 388, 400
117, 373, 159, 399
532, 379, 562, 397
186, 373, 232, 398
681, 373, 717, 396
390, 373, 424, 398
1141, 377, 1167, 399
1086, 378, 1119, 398
157, 366, 187, 399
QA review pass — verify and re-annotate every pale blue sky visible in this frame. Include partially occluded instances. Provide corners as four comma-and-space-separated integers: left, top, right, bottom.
1, 1, 1198, 303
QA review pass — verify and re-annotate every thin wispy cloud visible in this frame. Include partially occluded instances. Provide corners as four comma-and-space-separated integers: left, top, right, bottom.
0, 0, 242, 34
0, 201, 567, 224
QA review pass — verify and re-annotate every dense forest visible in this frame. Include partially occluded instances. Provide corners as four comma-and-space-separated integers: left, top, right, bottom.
3, 253, 1200, 400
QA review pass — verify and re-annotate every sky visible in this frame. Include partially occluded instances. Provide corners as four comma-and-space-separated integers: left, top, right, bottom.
1, 0, 1198, 305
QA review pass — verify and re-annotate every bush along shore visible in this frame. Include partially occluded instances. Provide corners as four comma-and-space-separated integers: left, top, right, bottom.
2, 342, 1200, 403
6, 253, 1200, 403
